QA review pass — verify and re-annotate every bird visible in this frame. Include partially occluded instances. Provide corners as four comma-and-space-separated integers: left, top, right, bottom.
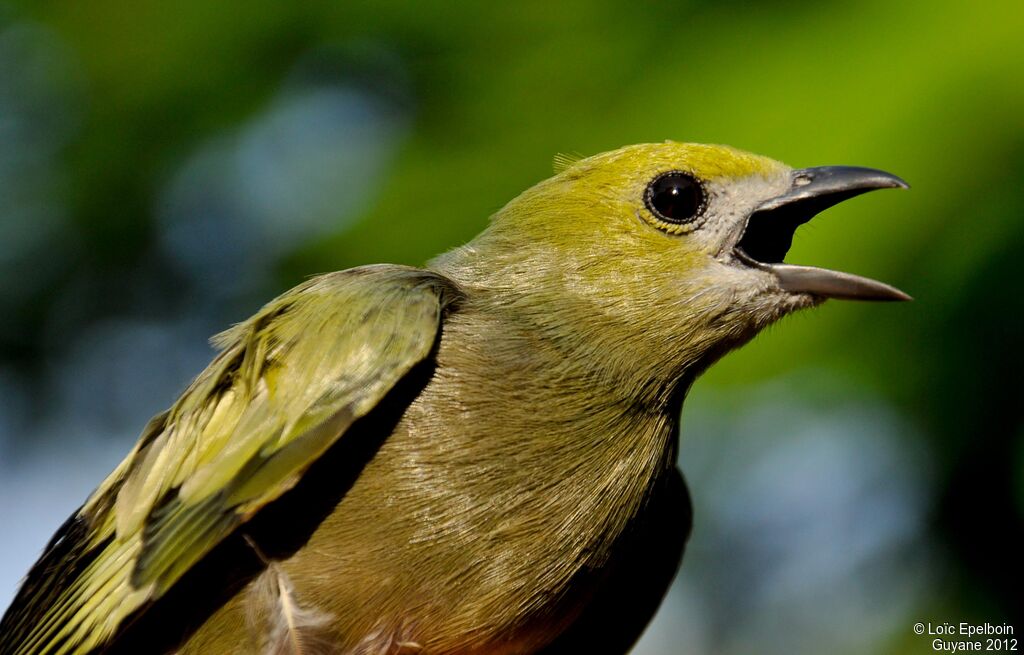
0, 142, 909, 655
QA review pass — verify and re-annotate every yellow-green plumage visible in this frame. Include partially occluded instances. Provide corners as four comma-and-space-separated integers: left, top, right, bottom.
0, 143, 908, 655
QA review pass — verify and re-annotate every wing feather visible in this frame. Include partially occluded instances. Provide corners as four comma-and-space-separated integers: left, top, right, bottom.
0, 264, 461, 655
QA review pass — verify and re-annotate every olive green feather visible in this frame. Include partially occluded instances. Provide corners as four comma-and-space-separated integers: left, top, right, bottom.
0, 265, 461, 655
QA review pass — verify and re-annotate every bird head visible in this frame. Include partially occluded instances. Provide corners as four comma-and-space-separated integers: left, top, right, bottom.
433, 142, 908, 396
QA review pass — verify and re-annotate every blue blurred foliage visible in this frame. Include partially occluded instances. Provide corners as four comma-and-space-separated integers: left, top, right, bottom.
0, 1, 1020, 652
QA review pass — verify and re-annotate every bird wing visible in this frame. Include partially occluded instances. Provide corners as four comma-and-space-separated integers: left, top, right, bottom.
0, 264, 462, 655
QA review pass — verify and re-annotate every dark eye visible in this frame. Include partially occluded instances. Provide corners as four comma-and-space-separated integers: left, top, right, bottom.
645, 172, 706, 224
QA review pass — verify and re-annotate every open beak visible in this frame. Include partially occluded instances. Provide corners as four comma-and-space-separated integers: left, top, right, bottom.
735, 166, 912, 301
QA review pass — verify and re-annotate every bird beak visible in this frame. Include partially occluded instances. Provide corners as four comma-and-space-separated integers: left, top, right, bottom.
734, 166, 912, 301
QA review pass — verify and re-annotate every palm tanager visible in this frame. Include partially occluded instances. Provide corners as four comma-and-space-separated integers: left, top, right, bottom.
0, 142, 910, 655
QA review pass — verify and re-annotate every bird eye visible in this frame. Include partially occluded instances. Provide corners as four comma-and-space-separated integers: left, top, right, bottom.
644, 172, 706, 225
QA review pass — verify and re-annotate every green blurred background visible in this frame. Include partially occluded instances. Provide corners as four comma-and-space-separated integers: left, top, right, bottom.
0, 1, 1021, 653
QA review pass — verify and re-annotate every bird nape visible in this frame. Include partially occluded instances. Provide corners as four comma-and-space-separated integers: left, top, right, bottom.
0, 142, 908, 655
